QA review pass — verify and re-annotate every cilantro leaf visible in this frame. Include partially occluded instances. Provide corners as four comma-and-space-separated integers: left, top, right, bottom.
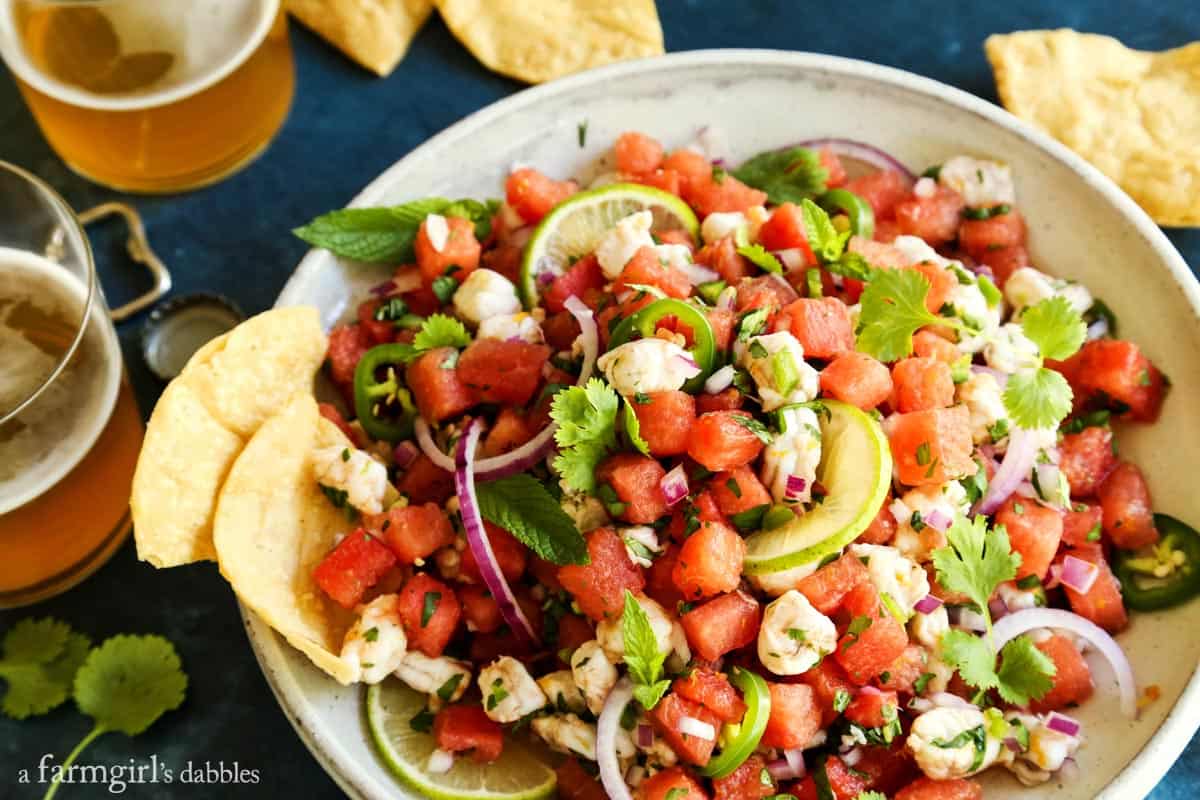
475, 474, 588, 565
1019, 296, 1086, 361
622, 591, 668, 709
736, 243, 783, 274
825, 251, 874, 283
855, 268, 945, 362
0, 619, 92, 720
1003, 367, 1073, 430
800, 198, 851, 262
623, 397, 650, 455
74, 634, 187, 737
294, 197, 496, 263
732, 146, 829, 205
931, 515, 1020, 616
939, 629, 999, 692
551, 379, 620, 493
413, 314, 470, 352
995, 635, 1056, 705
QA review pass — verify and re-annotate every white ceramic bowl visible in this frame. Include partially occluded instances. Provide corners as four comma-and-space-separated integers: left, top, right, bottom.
259, 50, 1200, 799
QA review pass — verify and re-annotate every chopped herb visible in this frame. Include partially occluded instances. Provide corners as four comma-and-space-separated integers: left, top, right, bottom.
486, 678, 509, 711
711, 165, 728, 184
787, 628, 808, 643
913, 672, 935, 695
577, 120, 588, 147
749, 340, 769, 359
437, 673, 464, 701
696, 279, 728, 306
988, 418, 1010, 442
729, 504, 770, 532
842, 615, 873, 651
1016, 574, 1042, 591
725, 478, 743, 499
1086, 523, 1102, 542
806, 268, 823, 298
915, 442, 932, 466
833, 688, 851, 713
421, 592, 441, 627
737, 307, 770, 341
731, 414, 773, 444
911, 511, 926, 532
363, 627, 379, 643
963, 204, 1011, 220
634, 392, 652, 405
431, 274, 459, 304
410, 709, 435, 733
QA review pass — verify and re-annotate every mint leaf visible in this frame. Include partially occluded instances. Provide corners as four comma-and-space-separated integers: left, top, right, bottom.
294, 197, 497, 263
1003, 367, 1073, 430
732, 146, 828, 205
855, 268, 944, 362
1019, 296, 1086, 361
736, 243, 783, 274
622, 591, 668, 709
996, 635, 1056, 705
633, 679, 671, 711
800, 198, 851, 262
475, 475, 588, 565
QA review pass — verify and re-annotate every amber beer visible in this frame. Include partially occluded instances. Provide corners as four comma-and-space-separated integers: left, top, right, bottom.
0, 0, 293, 193
0, 164, 143, 607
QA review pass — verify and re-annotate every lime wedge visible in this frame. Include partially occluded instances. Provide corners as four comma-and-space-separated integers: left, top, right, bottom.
519, 182, 700, 307
743, 400, 893, 574
366, 682, 556, 800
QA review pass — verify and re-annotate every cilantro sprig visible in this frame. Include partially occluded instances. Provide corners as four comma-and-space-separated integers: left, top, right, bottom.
1, 619, 188, 800
621, 591, 671, 710
550, 379, 620, 493
294, 197, 498, 263
855, 268, 974, 362
1001, 296, 1086, 430
932, 516, 1055, 705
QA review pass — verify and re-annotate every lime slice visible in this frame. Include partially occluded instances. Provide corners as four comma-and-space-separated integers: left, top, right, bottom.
743, 400, 893, 574
366, 682, 556, 800
519, 182, 700, 307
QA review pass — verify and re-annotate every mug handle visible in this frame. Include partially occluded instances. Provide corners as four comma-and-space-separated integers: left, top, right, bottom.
78, 202, 172, 321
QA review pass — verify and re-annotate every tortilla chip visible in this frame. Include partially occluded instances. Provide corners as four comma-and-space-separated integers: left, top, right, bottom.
214, 393, 360, 685
286, 0, 433, 76
131, 307, 326, 568
986, 30, 1200, 226
435, 0, 664, 84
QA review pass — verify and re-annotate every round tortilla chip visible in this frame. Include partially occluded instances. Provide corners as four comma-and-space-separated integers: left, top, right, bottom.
214, 393, 361, 685
435, 0, 664, 84
986, 29, 1200, 227
286, 0, 433, 77
131, 306, 327, 568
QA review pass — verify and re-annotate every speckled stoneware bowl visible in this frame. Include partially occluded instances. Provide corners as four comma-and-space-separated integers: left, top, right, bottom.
259, 50, 1200, 799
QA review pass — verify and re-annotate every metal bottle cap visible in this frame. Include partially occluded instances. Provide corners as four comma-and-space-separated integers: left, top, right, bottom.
141, 293, 245, 380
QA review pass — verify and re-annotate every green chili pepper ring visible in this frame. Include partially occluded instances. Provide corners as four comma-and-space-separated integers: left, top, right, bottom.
1114, 514, 1200, 611
697, 667, 770, 778
819, 188, 875, 240
609, 298, 716, 392
353, 343, 418, 442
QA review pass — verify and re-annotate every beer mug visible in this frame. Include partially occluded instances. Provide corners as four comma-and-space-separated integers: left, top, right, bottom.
0, 0, 293, 193
0, 162, 155, 607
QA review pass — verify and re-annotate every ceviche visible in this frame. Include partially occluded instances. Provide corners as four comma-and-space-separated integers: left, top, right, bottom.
285, 131, 1196, 800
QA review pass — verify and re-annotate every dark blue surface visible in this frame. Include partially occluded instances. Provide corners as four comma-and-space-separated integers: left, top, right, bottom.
2, 1, 1198, 797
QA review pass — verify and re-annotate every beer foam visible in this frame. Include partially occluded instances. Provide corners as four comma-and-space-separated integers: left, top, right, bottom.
0, 248, 120, 513
0, 0, 278, 111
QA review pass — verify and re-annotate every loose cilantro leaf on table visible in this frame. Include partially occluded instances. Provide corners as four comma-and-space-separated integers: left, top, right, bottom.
475, 474, 588, 565
732, 146, 829, 205
0, 618, 91, 720
293, 197, 497, 263
551, 379, 620, 493
622, 591, 671, 710
43, 635, 187, 800
932, 515, 1055, 704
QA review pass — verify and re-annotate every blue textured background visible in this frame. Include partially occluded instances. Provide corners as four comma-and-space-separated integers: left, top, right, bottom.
2, 1, 1198, 797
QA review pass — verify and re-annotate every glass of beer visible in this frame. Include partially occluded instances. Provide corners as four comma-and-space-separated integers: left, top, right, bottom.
0, 0, 293, 193
0, 161, 144, 607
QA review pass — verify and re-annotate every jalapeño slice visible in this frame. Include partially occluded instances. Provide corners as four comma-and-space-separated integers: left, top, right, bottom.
1114, 514, 1200, 611
608, 298, 716, 392
353, 343, 418, 442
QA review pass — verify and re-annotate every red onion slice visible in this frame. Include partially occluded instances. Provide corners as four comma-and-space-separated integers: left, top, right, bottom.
924, 508, 952, 532
411, 296, 601, 481
678, 715, 716, 740
992, 608, 1137, 718
914, 594, 943, 615
1087, 318, 1109, 341
774, 248, 805, 272
1060, 554, 1100, 595
784, 475, 808, 503
970, 364, 1009, 388
660, 464, 689, 507
636, 723, 654, 749
597, 678, 635, 800
794, 138, 916, 182
454, 418, 539, 647
1045, 711, 1082, 738
977, 426, 1039, 514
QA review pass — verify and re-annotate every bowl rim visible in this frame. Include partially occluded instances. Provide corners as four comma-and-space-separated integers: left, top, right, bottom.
258, 47, 1200, 800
